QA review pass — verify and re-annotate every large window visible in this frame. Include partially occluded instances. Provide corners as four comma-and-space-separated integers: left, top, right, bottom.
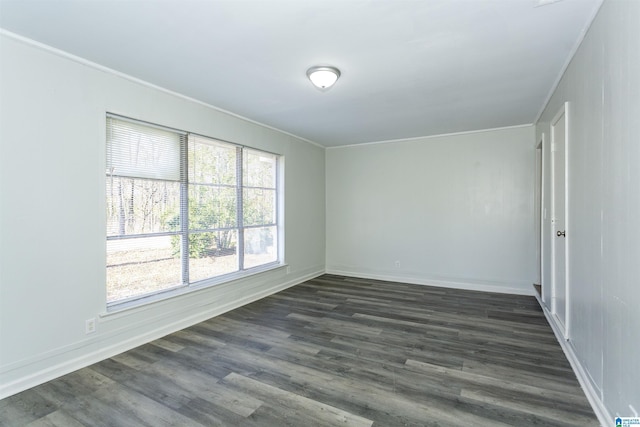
106, 115, 280, 305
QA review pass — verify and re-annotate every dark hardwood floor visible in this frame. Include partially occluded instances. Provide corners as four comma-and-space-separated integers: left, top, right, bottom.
0, 275, 599, 426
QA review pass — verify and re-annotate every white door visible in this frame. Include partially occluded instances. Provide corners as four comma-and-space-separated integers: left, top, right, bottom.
551, 104, 568, 337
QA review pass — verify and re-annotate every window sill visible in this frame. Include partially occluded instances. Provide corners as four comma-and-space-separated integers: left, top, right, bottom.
101, 262, 286, 319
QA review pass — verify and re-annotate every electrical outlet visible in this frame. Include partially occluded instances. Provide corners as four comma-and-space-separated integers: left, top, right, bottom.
85, 318, 96, 334
286, 266, 291, 274
395, 260, 400, 268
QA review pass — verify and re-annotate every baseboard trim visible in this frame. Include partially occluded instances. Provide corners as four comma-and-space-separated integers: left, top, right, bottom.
0, 270, 324, 400
533, 292, 610, 427
326, 269, 533, 296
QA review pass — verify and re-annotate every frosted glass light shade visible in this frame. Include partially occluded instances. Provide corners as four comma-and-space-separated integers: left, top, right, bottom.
307, 66, 340, 90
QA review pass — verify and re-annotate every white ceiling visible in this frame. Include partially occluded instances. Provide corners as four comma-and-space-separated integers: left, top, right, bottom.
0, 0, 602, 147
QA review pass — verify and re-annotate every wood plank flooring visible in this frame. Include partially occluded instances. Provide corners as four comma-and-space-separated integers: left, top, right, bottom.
0, 275, 599, 426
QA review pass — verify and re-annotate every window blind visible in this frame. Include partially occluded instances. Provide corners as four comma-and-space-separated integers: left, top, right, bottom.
106, 116, 183, 181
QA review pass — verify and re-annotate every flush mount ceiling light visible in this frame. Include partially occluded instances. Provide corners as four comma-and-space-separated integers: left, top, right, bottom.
306, 66, 341, 91
534, 0, 564, 6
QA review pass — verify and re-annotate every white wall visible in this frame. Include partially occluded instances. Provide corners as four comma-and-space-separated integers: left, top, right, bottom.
537, 0, 639, 420
326, 126, 536, 294
0, 33, 325, 398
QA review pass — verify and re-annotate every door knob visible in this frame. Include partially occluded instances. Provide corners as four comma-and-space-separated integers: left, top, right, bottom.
557, 230, 566, 237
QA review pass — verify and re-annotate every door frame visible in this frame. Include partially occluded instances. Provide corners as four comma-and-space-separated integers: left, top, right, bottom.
536, 134, 546, 303
550, 102, 570, 340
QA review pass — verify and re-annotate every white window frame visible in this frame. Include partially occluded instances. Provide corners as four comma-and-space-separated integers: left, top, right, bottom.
106, 114, 283, 310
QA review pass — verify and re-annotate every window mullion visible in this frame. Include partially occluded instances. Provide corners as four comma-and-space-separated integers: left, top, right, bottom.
275, 156, 280, 240
236, 146, 244, 271
181, 134, 189, 284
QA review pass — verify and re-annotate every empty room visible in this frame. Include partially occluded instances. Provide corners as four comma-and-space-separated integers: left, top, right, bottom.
0, 0, 638, 426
